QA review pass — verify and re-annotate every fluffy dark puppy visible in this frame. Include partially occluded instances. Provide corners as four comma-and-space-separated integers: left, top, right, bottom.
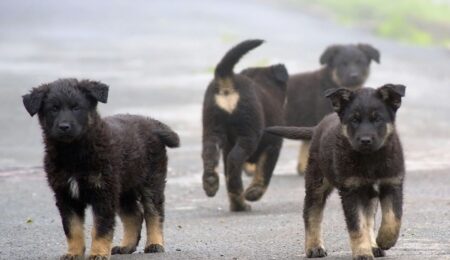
202, 39, 288, 211
267, 84, 405, 260
22, 79, 179, 260
285, 43, 380, 175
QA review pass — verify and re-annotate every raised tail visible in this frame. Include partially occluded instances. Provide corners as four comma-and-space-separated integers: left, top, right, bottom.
152, 121, 180, 148
265, 126, 314, 140
215, 39, 264, 79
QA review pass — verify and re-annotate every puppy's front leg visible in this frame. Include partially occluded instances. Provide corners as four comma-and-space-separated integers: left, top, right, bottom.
340, 188, 374, 260
376, 184, 403, 250
56, 194, 86, 260
89, 191, 116, 260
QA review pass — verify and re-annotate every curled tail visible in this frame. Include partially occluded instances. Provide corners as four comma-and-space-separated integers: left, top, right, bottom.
152, 121, 180, 148
215, 39, 264, 79
265, 126, 314, 140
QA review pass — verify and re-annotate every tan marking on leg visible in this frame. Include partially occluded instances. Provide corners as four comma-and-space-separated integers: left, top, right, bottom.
243, 163, 256, 176
66, 215, 85, 256
90, 225, 113, 257
349, 207, 373, 257
305, 207, 325, 251
145, 215, 164, 247
298, 141, 310, 175
120, 214, 143, 247
252, 153, 267, 186
366, 197, 379, 248
377, 200, 401, 249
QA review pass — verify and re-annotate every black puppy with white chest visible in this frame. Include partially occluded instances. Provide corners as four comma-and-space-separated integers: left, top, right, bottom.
267, 84, 406, 260
202, 39, 288, 211
23, 79, 179, 260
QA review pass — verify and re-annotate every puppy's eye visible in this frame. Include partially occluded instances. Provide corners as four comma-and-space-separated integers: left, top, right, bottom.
350, 117, 360, 124
72, 105, 81, 111
372, 115, 382, 123
51, 106, 59, 113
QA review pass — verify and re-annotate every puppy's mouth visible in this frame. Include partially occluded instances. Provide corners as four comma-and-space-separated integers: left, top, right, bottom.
342, 78, 363, 89
51, 133, 78, 143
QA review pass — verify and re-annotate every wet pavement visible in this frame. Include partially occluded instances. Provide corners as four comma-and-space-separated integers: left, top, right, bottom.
0, 0, 449, 259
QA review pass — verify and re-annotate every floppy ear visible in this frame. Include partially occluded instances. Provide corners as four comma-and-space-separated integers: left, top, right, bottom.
376, 84, 406, 111
79, 80, 109, 103
22, 85, 48, 116
320, 45, 340, 65
357, 44, 380, 63
324, 88, 354, 113
271, 64, 289, 83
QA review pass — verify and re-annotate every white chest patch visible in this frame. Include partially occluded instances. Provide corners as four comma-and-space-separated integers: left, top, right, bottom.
215, 92, 239, 114
68, 177, 80, 199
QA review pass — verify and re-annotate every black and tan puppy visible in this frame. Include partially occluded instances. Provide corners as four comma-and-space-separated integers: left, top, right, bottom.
202, 39, 288, 211
267, 84, 405, 259
285, 43, 380, 175
22, 79, 179, 260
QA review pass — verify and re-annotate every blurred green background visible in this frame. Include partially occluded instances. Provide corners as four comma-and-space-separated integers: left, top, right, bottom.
292, 0, 450, 47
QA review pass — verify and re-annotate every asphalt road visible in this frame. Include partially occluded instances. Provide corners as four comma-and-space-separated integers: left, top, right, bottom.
0, 0, 449, 259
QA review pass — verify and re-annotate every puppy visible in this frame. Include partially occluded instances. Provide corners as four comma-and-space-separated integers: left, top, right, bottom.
267, 84, 405, 260
202, 39, 288, 211
285, 43, 380, 175
22, 79, 179, 260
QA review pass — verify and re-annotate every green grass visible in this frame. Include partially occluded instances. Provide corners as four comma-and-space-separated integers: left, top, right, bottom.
293, 0, 450, 47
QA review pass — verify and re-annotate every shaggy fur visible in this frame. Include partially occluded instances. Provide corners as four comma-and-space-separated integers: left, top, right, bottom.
202, 39, 288, 211
285, 43, 380, 175
22, 79, 179, 260
267, 84, 406, 260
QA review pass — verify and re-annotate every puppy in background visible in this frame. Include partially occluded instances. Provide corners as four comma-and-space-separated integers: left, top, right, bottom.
268, 84, 405, 260
202, 39, 288, 211
285, 43, 380, 175
23, 79, 179, 260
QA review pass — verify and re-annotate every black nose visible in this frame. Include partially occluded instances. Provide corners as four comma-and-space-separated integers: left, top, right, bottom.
359, 136, 373, 145
349, 73, 359, 80
58, 123, 71, 132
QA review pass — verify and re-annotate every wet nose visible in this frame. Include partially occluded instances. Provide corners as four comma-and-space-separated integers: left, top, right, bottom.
359, 136, 373, 145
349, 73, 359, 81
58, 123, 71, 132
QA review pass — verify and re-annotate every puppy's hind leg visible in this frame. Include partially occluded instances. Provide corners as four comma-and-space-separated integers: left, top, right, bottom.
202, 134, 223, 197
244, 139, 282, 201
111, 190, 143, 255
297, 141, 310, 176
142, 153, 167, 254
225, 137, 257, 212
303, 165, 332, 258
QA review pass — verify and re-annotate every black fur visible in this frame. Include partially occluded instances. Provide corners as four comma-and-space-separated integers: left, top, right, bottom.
23, 79, 179, 259
267, 84, 405, 259
284, 43, 381, 175
202, 39, 288, 211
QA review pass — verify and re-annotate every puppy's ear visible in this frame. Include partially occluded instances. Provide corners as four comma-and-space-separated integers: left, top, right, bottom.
376, 84, 406, 111
79, 80, 109, 103
271, 64, 289, 83
324, 88, 353, 113
357, 44, 380, 63
320, 45, 340, 65
22, 85, 48, 116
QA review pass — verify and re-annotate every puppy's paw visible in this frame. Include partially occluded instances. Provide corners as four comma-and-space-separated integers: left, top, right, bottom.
87, 255, 109, 260
376, 232, 398, 250
230, 201, 251, 212
202, 173, 219, 197
111, 245, 136, 255
144, 244, 165, 253
60, 254, 84, 260
372, 247, 385, 257
353, 255, 374, 260
306, 246, 327, 258
244, 185, 266, 201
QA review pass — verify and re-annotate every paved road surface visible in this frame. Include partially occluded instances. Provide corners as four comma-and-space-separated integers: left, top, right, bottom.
0, 0, 449, 259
